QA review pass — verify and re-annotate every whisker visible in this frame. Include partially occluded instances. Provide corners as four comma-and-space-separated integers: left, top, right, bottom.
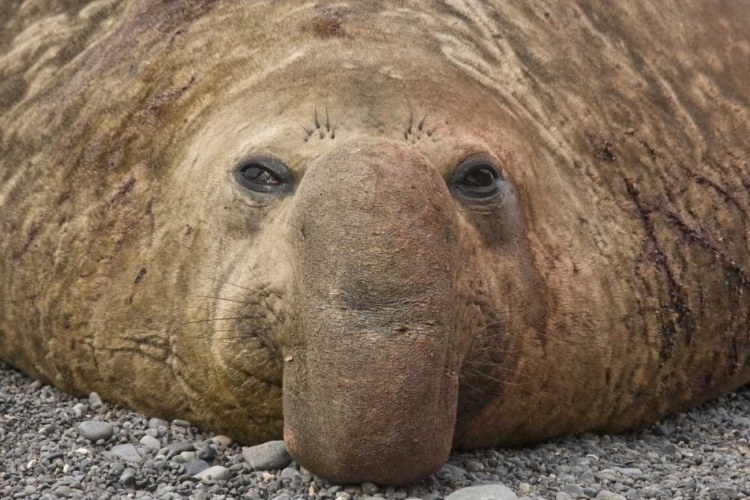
465, 360, 531, 380
197, 295, 254, 305
459, 377, 490, 394
464, 367, 521, 386
179, 316, 263, 326
472, 346, 519, 355
266, 214, 305, 239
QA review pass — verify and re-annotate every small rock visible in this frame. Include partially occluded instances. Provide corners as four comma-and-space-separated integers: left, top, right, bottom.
579, 470, 595, 483
562, 484, 585, 498
444, 485, 517, 500
110, 462, 126, 472
362, 482, 379, 495
613, 467, 642, 477
595, 470, 618, 482
556, 493, 573, 500
39, 424, 58, 435
53, 485, 73, 498
661, 443, 677, 455
583, 488, 599, 498
518, 483, 530, 495
88, 392, 103, 407
30, 380, 43, 390
197, 444, 217, 462
194, 465, 229, 481
108, 444, 142, 463
148, 417, 169, 429
242, 441, 292, 470
77, 421, 113, 441
211, 435, 233, 447
181, 451, 196, 461
184, 459, 210, 476
280, 467, 300, 480
439, 463, 468, 477
140, 434, 161, 450
595, 492, 625, 500
465, 460, 484, 472
165, 441, 195, 458
72, 403, 88, 418
119, 469, 136, 485
652, 424, 671, 437
172, 419, 191, 428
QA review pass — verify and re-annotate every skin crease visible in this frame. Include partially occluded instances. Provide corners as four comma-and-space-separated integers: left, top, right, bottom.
1, 0, 749, 485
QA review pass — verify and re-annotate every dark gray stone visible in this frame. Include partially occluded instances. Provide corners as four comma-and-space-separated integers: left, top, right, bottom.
184, 459, 210, 476
242, 441, 291, 471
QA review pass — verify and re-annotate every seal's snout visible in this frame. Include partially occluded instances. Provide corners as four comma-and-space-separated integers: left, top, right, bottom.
283, 138, 460, 484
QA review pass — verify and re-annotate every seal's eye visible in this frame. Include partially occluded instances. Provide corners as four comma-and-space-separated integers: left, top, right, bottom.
241, 164, 280, 185
451, 157, 502, 200
235, 156, 290, 194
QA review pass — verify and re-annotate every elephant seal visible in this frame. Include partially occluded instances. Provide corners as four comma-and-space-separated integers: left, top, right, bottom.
1, 0, 749, 485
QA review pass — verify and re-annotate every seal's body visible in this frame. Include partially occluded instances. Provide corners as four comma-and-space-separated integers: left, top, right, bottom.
1, 0, 749, 484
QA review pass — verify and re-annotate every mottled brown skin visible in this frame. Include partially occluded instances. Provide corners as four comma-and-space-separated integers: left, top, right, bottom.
1, 0, 749, 485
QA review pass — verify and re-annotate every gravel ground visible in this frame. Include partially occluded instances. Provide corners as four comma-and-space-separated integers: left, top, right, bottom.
1, 361, 749, 500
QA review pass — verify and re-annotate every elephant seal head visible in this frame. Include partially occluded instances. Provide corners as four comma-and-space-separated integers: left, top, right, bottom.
2, 0, 749, 486
177, 46, 543, 483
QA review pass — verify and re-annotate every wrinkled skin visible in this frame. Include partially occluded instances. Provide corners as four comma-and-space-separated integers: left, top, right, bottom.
1, 0, 750, 485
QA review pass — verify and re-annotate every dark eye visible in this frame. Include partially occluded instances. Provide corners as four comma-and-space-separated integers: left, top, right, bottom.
451, 157, 502, 199
235, 156, 290, 194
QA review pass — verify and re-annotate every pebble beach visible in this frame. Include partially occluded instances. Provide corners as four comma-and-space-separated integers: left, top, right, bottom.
1, 362, 749, 500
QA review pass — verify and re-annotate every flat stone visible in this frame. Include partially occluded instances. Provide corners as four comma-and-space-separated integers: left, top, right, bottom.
439, 464, 468, 477
140, 435, 161, 450
280, 467, 300, 480
165, 441, 195, 458
211, 435, 233, 447
184, 459, 210, 476
242, 441, 292, 470
194, 465, 229, 481
595, 470, 618, 482
78, 420, 114, 443
613, 467, 643, 477
172, 419, 191, 428
563, 484, 585, 498
53, 486, 73, 498
107, 444, 142, 463
596, 493, 626, 500
444, 485, 517, 500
